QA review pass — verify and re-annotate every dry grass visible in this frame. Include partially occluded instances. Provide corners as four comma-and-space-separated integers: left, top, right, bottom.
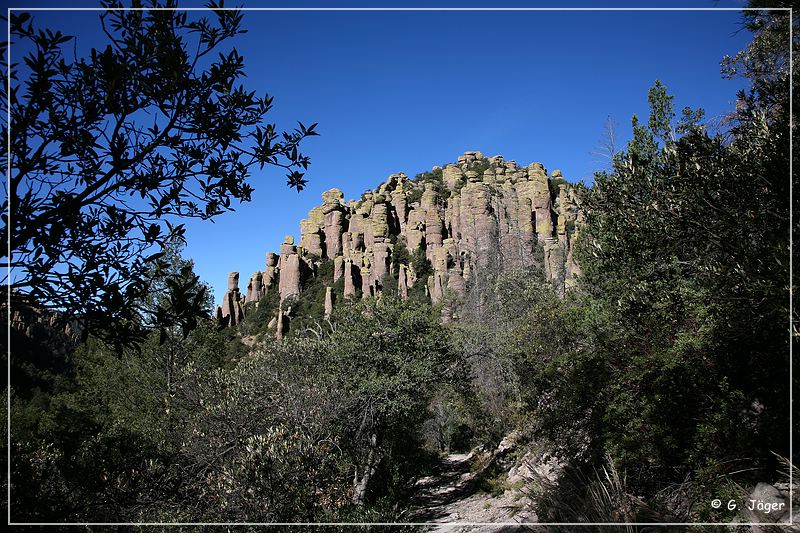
526, 454, 661, 532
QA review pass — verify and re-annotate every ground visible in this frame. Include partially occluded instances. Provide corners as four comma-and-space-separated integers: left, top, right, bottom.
408, 453, 542, 532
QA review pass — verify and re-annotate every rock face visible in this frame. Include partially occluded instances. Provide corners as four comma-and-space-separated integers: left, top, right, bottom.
278, 235, 302, 302
220, 272, 245, 327
324, 286, 334, 319
217, 152, 584, 329
244, 271, 264, 304
263, 252, 279, 293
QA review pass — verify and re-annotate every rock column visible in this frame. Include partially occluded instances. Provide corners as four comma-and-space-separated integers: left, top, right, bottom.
220, 272, 245, 326
278, 235, 301, 302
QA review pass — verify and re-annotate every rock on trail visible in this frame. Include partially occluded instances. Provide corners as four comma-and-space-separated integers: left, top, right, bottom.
408, 453, 540, 532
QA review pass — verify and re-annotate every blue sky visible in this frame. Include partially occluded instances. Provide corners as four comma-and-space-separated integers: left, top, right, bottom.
13, 1, 755, 305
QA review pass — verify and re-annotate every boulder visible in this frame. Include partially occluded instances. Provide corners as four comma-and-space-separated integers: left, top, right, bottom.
322, 188, 344, 207
745, 482, 789, 523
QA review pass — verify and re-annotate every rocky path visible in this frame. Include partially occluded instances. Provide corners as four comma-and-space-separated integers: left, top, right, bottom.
407, 453, 540, 532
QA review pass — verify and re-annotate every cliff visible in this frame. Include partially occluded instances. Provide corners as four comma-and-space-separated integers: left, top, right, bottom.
216, 151, 584, 334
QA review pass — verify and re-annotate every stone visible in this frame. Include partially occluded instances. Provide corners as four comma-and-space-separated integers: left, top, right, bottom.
430, 272, 444, 304
324, 286, 334, 319
446, 193, 462, 242
406, 209, 426, 251
398, 264, 409, 300
517, 164, 553, 241
343, 259, 358, 299
227, 271, 239, 291
391, 188, 408, 231
459, 181, 496, 269
275, 309, 288, 340
371, 242, 391, 284
333, 256, 344, 283
322, 188, 344, 207
421, 183, 438, 211
361, 267, 372, 298
279, 247, 301, 302
745, 483, 789, 523
352, 231, 365, 251
442, 164, 463, 190
370, 201, 389, 241
245, 271, 264, 303
218, 152, 582, 319
299, 216, 324, 257
425, 209, 444, 261
324, 209, 345, 259
220, 272, 245, 327
263, 252, 279, 293
557, 184, 568, 236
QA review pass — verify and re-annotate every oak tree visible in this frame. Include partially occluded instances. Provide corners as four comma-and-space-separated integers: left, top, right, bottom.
3, 1, 318, 347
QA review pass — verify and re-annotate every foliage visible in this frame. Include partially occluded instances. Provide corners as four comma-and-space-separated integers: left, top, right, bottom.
288, 258, 338, 334
8, 3, 795, 525
10, 287, 459, 520
407, 247, 434, 302
173, 338, 346, 521
412, 167, 449, 201
526, 34, 790, 507
405, 187, 423, 206
421, 385, 482, 453
3, 2, 318, 347
9, 244, 239, 521
322, 296, 459, 503
534, 455, 660, 530
237, 285, 280, 339
390, 234, 411, 273
410, 246, 433, 281
470, 158, 491, 177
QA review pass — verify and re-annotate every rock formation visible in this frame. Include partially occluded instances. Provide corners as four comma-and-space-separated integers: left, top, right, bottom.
245, 271, 264, 304
278, 235, 302, 302
324, 286, 334, 319
260, 252, 278, 294
217, 152, 584, 333
220, 272, 245, 326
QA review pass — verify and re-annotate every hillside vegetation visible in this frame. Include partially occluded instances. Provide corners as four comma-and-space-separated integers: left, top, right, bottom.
5, 5, 795, 529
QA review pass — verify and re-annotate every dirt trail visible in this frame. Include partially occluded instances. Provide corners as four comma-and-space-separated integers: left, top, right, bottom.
407, 453, 540, 532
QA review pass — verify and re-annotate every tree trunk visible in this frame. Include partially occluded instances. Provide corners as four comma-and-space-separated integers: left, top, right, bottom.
352, 432, 379, 505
